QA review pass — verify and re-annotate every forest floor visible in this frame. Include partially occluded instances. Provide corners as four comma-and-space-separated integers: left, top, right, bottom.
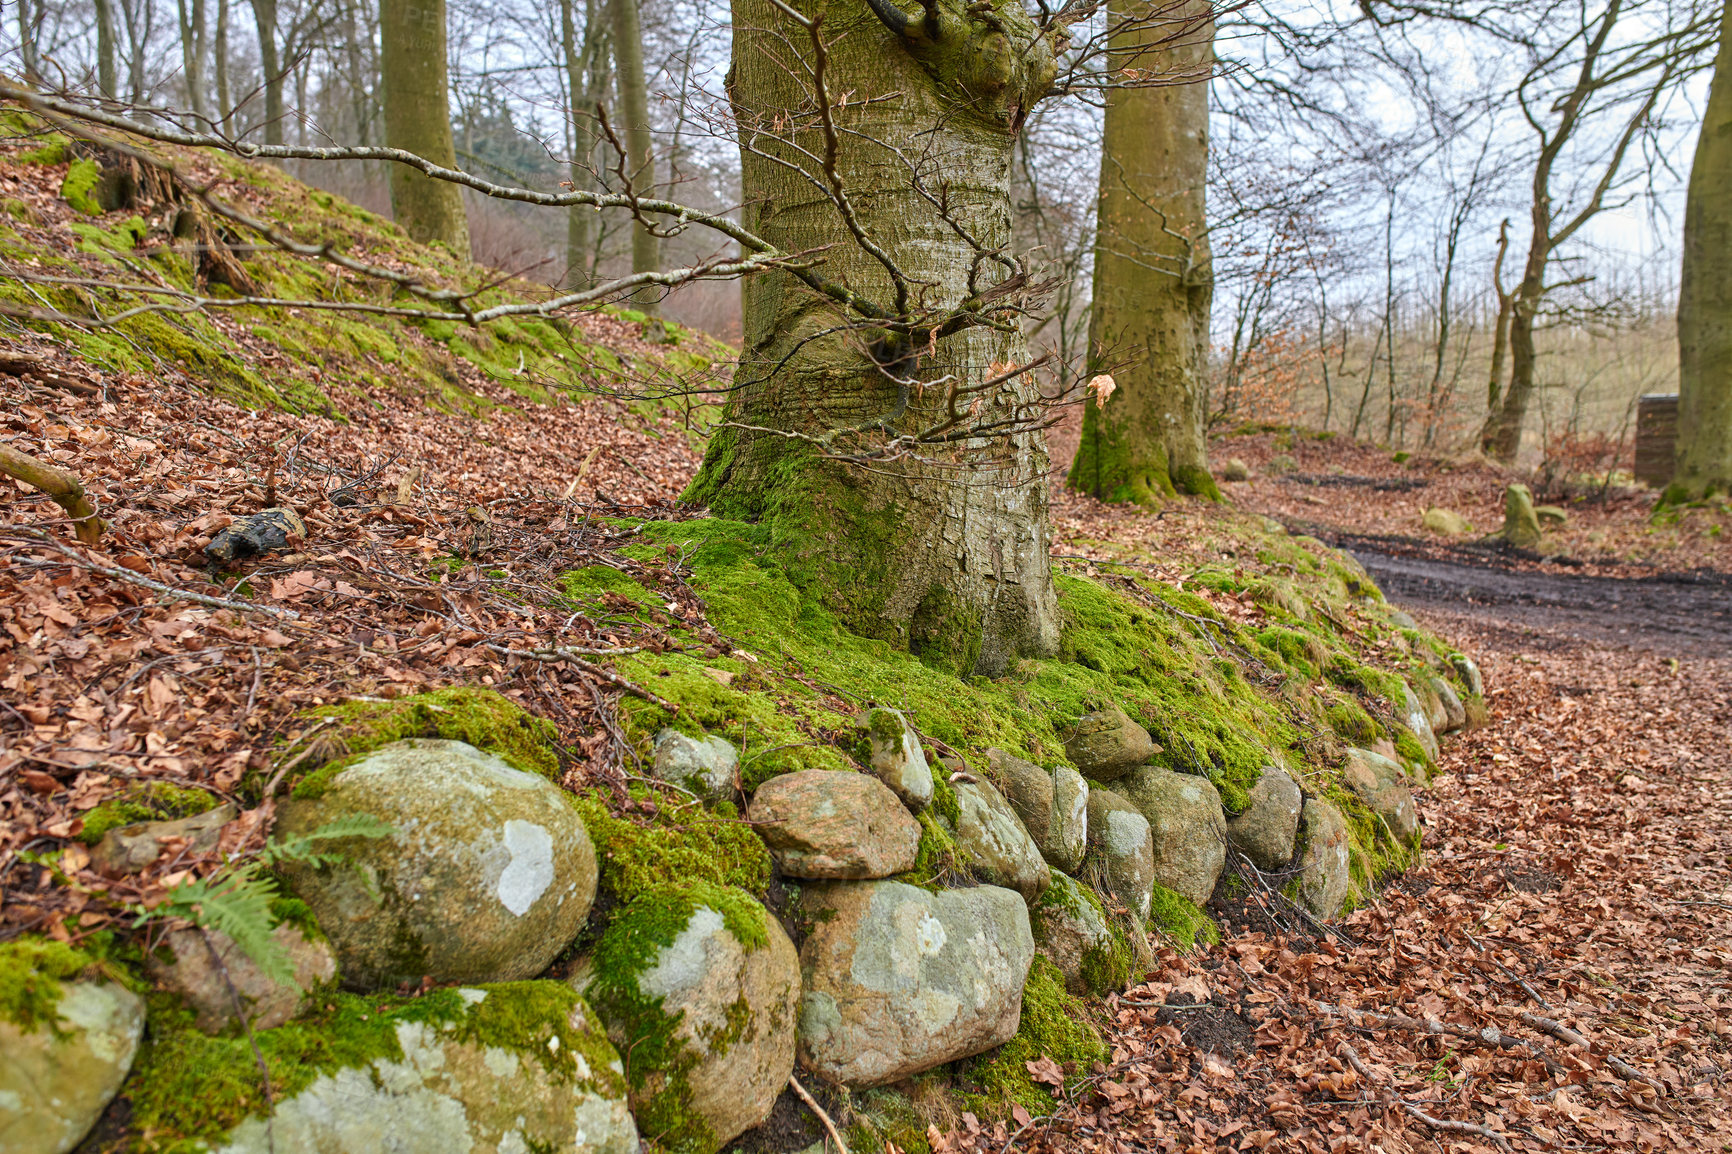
4, 335, 1730, 1153
1000, 452, 1732, 1152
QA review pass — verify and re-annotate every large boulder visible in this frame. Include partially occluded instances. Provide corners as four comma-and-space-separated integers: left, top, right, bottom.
1063, 705, 1155, 781
1500, 483, 1543, 549
1398, 683, 1441, 762
1030, 872, 1130, 995
796, 880, 1034, 1087
1342, 748, 1420, 842
1082, 788, 1155, 921
276, 738, 598, 990
91, 803, 234, 875
1115, 767, 1227, 906
147, 923, 336, 1033
856, 708, 934, 812
0, 975, 144, 1154
1292, 799, 1352, 919
748, 770, 920, 879
1225, 767, 1303, 872
652, 729, 739, 803
1412, 678, 1449, 734
952, 778, 1050, 902
211, 983, 638, 1154
989, 748, 1087, 873
584, 885, 799, 1153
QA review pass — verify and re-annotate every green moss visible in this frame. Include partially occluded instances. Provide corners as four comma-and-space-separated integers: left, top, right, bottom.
1033, 875, 1132, 995
901, 811, 964, 891
1146, 884, 1218, 949
79, 782, 218, 844
288, 686, 561, 798
560, 564, 658, 607
586, 882, 770, 1154
60, 157, 104, 214
570, 787, 771, 904
70, 215, 147, 253
0, 938, 95, 1033
1393, 730, 1433, 777
1323, 696, 1381, 746
964, 955, 1107, 1118
1255, 625, 1325, 678
124, 982, 616, 1153
20, 136, 71, 164
1170, 463, 1222, 502
1321, 784, 1420, 905
928, 770, 961, 826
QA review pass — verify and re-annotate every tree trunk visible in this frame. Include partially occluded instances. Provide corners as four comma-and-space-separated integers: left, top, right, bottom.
380, 0, 470, 254
687, 0, 1061, 676
1482, 248, 1545, 464
609, 0, 659, 312
1671, 4, 1732, 501
562, 0, 606, 289
18, 0, 39, 81
124, 0, 148, 104
177, 0, 209, 119
247, 0, 285, 147
213, 0, 232, 131
1068, 0, 1216, 504
1485, 218, 1512, 415
95, 0, 119, 99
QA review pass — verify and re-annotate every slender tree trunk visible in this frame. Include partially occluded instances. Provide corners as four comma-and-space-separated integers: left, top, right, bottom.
688, 0, 1061, 676
18, 0, 40, 81
247, 0, 284, 146
178, 0, 210, 118
124, 0, 149, 105
1069, 0, 1215, 504
380, 0, 470, 254
1670, 4, 1732, 501
1483, 246, 1546, 463
609, 0, 659, 312
95, 0, 120, 98
562, 0, 606, 289
213, 0, 231, 130
1485, 218, 1512, 416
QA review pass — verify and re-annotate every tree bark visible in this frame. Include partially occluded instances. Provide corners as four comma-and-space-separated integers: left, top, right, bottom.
213, 0, 232, 131
1485, 218, 1512, 415
177, 0, 210, 119
380, 0, 470, 254
688, 0, 1061, 676
95, 0, 119, 99
247, 0, 285, 147
609, 0, 659, 312
562, 0, 606, 289
1069, 0, 1216, 504
1671, 4, 1732, 501
1481, 235, 1546, 464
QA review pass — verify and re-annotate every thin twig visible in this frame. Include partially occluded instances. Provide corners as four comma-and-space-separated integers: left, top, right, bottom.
9, 528, 300, 618
1518, 1012, 1666, 1092
485, 644, 677, 712
789, 1074, 849, 1154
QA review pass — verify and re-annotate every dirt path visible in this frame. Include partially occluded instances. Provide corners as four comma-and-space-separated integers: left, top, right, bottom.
999, 551, 1732, 1154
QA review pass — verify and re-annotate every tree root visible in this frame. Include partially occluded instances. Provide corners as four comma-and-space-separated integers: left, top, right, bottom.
1340, 1042, 1514, 1150
1519, 1012, 1666, 1093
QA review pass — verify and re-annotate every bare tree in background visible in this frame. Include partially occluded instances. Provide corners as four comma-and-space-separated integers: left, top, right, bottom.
380, 0, 469, 250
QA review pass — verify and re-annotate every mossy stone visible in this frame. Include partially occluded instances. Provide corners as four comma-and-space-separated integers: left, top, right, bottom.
1029, 871, 1130, 996
1340, 748, 1420, 844
951, 777, 1051, 902
856, 707, 935, 812
583, 884, 798, 1153
1062, 704, 1155, 780
1081, 788, 1155, 922
963, 954, 1107, 1116
1114, 767, 1227, 906
0, 977, 143, 1154
1224, 766, 1302, 872
146, 924, 336, 1034
747, 770, 921, 879
1291, 799, 1351, 919
276, 739, 597, 990
988, 748, 1088, 874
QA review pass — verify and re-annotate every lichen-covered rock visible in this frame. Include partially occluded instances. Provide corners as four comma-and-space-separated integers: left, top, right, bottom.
147, 923, 336, 1033
1225, 766, 1302, 872
747, 769, 920, 879
1398, 683, 1441, 762
1425, 674, 1467, 734
210, 984, 637, 1154
1219, 457, 1250, 482
856, 707, 934, 811
0, 978, 144, 1154
276, 738, 597, 990
653, 728, 739, 802
1082, 788, 1155, 921
1063, 704, 1155, 781
1451, 653, 1484, 697
1293, 799, 1351, 919
953, 778, 1050, 902
1114, 767, 1227, 906
91, 803, 234, 875
795, 880, 1033, 1087
1342, 748, 1420, 843
1412, 677, 1448, 733
1030, 872, 1129, 995
1535, 503, 1568, 526
989, 748, 1087, 873
583, 884, 799, 1153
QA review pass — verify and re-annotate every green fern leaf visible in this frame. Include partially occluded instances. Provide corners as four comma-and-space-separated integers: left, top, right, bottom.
164, 865, 295, 985
260, 814, 394, 868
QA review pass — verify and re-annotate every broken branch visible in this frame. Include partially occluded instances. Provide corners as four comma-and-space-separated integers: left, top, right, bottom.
0, 440, 106, 543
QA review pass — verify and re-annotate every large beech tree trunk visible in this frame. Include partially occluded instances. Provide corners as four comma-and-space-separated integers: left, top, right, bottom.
687, 0, 1060, 676
380, 0, 470, 253
1671, 5, 1732, 501
1069, 0, 1217, 505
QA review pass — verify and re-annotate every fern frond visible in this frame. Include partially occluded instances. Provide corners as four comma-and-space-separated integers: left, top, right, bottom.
260, 813, 394, 868
163, 864, 296, 984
